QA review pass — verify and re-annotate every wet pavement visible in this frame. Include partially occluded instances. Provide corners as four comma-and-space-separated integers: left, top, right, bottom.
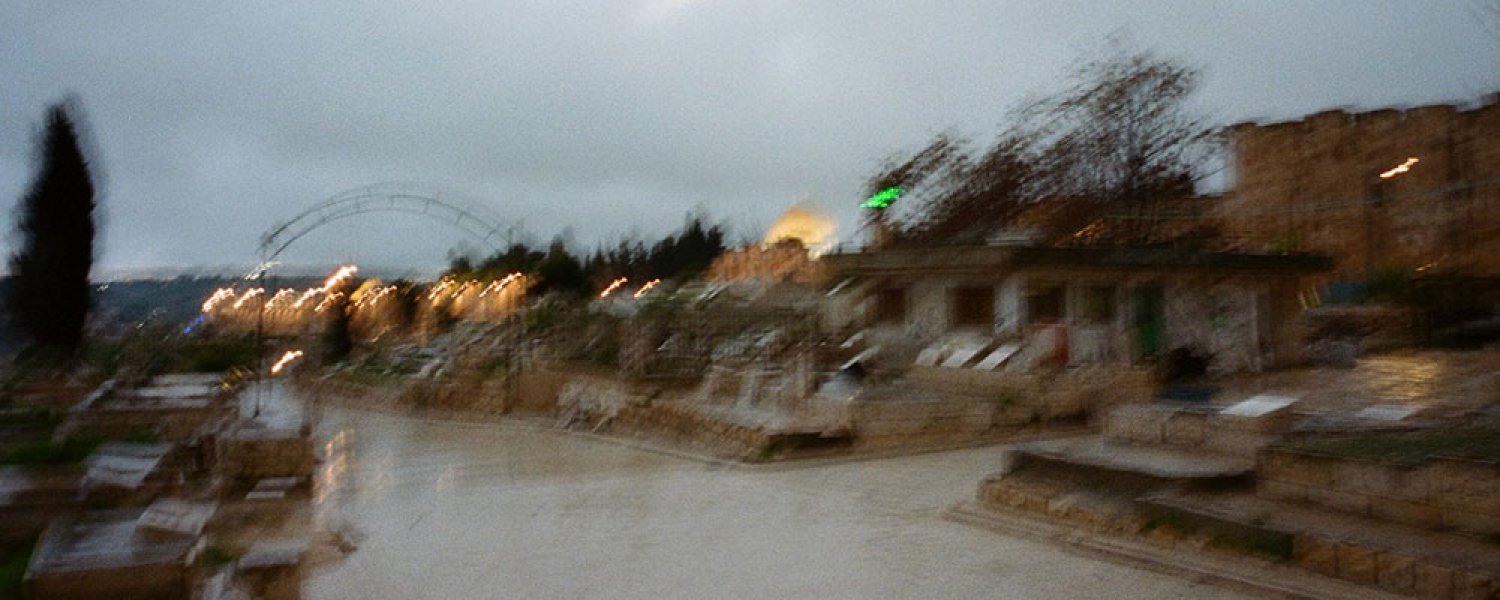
302, 406, 1246, 599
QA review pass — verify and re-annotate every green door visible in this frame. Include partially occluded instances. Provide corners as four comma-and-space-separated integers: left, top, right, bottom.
1133, 286, 1165, 358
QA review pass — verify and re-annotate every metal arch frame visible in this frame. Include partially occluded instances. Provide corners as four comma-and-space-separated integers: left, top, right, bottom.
258, 182, 520, 262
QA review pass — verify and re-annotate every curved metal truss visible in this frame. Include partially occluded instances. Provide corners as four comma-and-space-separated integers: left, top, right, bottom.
258, 182, 519, 262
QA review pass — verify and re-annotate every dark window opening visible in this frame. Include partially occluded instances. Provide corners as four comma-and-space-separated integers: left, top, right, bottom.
951, 286, 995, 328
1081, 285, 1116, 324
1026, 284, 1065, 325
873, 288, 906, 324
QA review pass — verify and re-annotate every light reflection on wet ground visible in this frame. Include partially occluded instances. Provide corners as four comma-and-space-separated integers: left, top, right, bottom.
1216, 348, 1500, 415
302, 406, 1245, 599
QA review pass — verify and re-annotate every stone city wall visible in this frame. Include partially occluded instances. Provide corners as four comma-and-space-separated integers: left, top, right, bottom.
1218, 97, 1500, 278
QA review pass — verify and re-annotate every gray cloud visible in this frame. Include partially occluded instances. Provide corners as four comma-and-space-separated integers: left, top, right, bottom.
2, 0, 1496, 276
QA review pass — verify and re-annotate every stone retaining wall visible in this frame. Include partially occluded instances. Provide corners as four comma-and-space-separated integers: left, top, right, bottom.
59, 404, 229, 441
1260, 448, 1500, 534
1292, 532, 1500, 598
608, 402, 773, 460
1104, 405, 1284, 459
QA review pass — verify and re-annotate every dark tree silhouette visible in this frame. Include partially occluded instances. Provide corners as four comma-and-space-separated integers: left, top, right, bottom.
871, 39, 1213, 246
1016, 38, 1215, 237
533, 238, 590, 297
321, 284, 355, 362
6, 101, 97, 358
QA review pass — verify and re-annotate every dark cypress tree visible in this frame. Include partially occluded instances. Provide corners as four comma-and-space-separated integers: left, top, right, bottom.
6, 102, 96, 358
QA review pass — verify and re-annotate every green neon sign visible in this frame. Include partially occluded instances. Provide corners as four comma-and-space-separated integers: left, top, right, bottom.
862, 186, 902, 209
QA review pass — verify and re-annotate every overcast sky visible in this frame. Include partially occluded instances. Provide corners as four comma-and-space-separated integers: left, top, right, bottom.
2, 1, 1496, 278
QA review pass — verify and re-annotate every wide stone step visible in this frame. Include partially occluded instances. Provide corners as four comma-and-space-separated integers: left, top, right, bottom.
1009, 435, 1254, 482
1138, 488, 1500, 597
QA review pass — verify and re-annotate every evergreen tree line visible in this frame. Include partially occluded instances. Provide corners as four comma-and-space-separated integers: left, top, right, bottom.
447, 214, 728, 297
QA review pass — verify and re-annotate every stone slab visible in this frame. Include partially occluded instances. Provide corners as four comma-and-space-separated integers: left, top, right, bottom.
973, 344, 1021, 370
1356, 404, 1419, 422
913, 347, 946, 367
1220, 394, 1298, 418
137, 498, 216, 537
940, 343, 987, 368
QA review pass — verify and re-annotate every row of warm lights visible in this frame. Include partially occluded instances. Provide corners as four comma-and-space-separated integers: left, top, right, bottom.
231, 288, 264, 310
202, 265, 361, 315
598, 277, 664, 300
479, 273, 522, 297
633, 279, 661, 299
208, 273, 527, 316
270, 349, 304, 375
599, 277, 628, 299
201, 288, 235, 313
1379, 157, 1419, 180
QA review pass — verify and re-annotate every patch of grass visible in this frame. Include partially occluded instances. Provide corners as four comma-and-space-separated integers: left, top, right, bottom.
0, 436, 102, 467
198, 545, 238, 568
0, 408, 61, 429
1290, 427, 1500, 466
0, 540, 35, 600
1212, 534, 1294, 561
118, 430, 160, 444
1142, 512, 1199, 535
176, 339, 257, 373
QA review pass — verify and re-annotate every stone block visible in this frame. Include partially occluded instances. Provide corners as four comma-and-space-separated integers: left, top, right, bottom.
1293, 535, 1338, 577
1376, 551, 1417, 594
1205, 429, 1267, 458
1102, 406, 1166, 444
1430, 459, 1500, 499
1370, 497, 1443, 527
1307, 486, 1371, 515
1332, 460, 1399, 495
1414, 562, 1456, 600
1337, 542, 1378, 584
1439, 508, 1500, 535
1262, 451, 1334, 487
1161, 413, 1207, 447
1455, 571, 1500, 600
1256, 479, 1308, 503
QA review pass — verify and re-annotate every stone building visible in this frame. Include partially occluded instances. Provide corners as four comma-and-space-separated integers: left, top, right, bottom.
1216, 94, 1500, 279
823, 245, 1331, 374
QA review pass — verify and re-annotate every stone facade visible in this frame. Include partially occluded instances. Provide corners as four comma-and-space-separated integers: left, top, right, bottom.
1218, 96, 1500, 278
856, 266, 1308, 373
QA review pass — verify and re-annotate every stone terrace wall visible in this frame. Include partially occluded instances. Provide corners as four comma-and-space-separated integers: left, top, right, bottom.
1260, 447, 1500, 534
60, 404, 229, 441
25, 562, 187, 600
558, 376, 773, 459
1105, 404, 1291, 459
851, 366, 1154, 449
